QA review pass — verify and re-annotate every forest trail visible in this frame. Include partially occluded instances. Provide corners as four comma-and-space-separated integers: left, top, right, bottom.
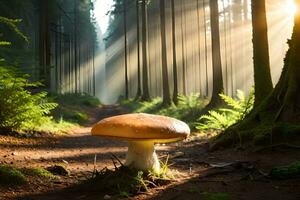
1, 105, 300, 200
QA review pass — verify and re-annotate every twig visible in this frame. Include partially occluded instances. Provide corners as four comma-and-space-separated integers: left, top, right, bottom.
110, 153, 124, 167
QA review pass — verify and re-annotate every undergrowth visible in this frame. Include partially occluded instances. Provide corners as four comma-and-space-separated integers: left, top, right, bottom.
121, 93, 207, 129
83, 157, 175, 198
52, 93, 100, 124
0, 65, 58, 133
197, 89, 254, 132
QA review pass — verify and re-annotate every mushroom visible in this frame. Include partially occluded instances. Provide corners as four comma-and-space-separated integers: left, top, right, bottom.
91, 113, 190, 172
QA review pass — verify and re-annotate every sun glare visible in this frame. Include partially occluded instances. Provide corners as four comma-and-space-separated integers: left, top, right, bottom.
286, 0, 297, 15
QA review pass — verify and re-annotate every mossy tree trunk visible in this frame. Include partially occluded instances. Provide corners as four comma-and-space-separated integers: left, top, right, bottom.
251, 0, 273, 107
215, 0, 300, 147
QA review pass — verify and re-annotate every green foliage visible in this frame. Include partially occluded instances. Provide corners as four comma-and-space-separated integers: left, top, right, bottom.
22, 167, 56, 179
0, 65, 57, 132
197, 89, 254, 131
0, 16, 28, 43
53, 93, 100, 108
0, 165, 26, 185
270, 161, 300, 179
121, 94, 207, 129
52, 93, 100, 124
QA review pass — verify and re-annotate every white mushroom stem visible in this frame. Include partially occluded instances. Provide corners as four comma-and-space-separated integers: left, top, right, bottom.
125, 141, 160, 172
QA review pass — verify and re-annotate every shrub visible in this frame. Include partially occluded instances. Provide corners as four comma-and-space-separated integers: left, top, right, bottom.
0, 65, 57, 132
197, 89, 254, 132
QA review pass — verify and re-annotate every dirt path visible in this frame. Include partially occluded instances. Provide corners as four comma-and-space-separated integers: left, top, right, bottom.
1, 105, 300, 200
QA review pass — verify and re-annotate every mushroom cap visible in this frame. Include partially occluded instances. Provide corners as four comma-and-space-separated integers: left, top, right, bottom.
91, 113, 190, 143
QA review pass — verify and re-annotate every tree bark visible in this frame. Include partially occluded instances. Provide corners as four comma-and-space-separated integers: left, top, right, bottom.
124, 0, 129, 99
39, 0, 51, 88
251, 0, 273, 107
135, 0, 142, 99
159, 0, 171, 106
141, 0, 150, 101
214, 0, 300, 148
208, 0, 224, 107
171, 0, 178, 105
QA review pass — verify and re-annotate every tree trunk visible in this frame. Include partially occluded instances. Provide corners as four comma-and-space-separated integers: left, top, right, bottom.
135, 0, 142, 99
203, 0, 209, 97
39, 0, 51, 88
214, 0, 300, 148
180, 0, 186, 96
159, 0, 171, 106
171, 0, 178, 105
251, 0, 273, 107
141, 0, 150, 101
124, 0, 129, 99
208, 0, 224, 107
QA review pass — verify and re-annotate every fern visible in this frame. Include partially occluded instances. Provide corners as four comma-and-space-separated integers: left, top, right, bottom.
0, 65, 57, 132
197, 89, 254, 131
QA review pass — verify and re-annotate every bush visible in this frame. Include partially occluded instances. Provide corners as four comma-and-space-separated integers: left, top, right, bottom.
0, 65, 57, 132
197, 89, 254, 132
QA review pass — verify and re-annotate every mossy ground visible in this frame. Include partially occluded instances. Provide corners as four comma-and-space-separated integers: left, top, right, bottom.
0, 165, 26, 186
22, 167, 56, 179
0, 165, 59, 186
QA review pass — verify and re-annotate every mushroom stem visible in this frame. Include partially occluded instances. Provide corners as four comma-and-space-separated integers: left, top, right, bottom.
125, 141, 160, 172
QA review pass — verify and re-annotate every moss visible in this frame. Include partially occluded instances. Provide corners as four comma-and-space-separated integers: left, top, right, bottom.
201, 192, 231, 200
0, 165, 26, 186
22, 167, 56, 179
270, 161, 300, 179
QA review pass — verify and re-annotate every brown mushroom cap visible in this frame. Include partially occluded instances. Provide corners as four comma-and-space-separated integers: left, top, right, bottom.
91, 113, 190, 143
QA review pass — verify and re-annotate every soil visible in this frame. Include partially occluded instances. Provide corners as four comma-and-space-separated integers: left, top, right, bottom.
0, 105, 300, 200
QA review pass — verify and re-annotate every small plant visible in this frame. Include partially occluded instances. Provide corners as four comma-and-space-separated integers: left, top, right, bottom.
0, 65, 57, 132
0, 165, 27, 185
197, 89, 254, 132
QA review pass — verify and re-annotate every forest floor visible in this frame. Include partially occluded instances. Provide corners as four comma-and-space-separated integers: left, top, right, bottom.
0, 105, 300, 200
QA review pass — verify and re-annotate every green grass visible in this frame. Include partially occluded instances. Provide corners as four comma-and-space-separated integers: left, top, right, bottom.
53, 93, 100, 107
0, 165, 27, 186
51, 93, 100, 125
121, 94, 207, 129
22, 167, 56, 179
33, 117, 77, 134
